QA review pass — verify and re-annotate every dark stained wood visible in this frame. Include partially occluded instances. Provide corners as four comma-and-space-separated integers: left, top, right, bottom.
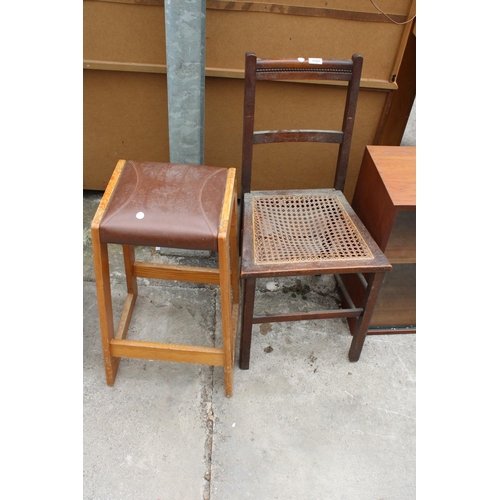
241, 53, 257, 196
253, 130, 344, 144
239, 277, 257, 371
253, 307, 363, 324
239, 52, 392, 369
241, 52, 362, 195
378, 29, 416, 146
348, 272, 385, 361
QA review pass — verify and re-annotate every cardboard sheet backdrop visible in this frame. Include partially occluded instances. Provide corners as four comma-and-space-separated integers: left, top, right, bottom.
83, 0, 416, 200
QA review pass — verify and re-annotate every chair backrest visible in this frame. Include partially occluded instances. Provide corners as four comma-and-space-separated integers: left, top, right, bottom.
241, 52, 363, 195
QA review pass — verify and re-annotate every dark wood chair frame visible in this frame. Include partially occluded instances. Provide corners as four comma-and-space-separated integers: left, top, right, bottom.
238, 52, 392, 369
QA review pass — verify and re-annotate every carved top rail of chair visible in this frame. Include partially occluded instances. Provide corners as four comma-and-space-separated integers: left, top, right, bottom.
254, 56, 361, 82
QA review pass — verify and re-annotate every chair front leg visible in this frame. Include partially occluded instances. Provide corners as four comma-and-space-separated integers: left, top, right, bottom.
348, 272, 385, 361
239, 277, 257, 370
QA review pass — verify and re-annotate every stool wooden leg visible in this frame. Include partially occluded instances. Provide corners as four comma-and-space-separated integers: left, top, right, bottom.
230, 195, 240, 305
239, 277, 256, 370
219, 234, 235, 397
348, 272, 385, 361
91, 235, 121, 385
114, 245, 139, 343
123, 245, 138, 297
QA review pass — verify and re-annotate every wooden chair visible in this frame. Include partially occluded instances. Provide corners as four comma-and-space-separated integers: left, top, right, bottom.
91, 160, 239, 397
239, 53, 392, 369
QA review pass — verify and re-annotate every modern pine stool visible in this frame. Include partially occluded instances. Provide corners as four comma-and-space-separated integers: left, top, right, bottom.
91, 160, 240, 397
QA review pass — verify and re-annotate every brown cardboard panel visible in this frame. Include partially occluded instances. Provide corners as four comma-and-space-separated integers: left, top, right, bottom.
83, 1, 165, 64
83, 69, 169, 190
84, 0, 411, 83
206, 0, 412, 23
206, 10, 406, 82
84, 70, 388, 198
89, 0, 412, 17
83, 0, 408, 192
211, 0, 411, 13
204, 77, 243, 171
88, 0, 164, 4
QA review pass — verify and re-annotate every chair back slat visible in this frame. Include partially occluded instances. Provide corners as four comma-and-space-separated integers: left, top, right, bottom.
253, 130, 344, 145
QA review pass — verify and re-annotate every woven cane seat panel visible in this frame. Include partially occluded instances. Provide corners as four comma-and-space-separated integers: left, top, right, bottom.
252, 193, 373, 264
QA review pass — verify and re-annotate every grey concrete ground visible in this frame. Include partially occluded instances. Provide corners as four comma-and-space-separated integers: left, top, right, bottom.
83, 103, 416, 499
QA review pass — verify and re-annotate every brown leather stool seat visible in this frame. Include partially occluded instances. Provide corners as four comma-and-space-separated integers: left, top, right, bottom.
99, 161, 228, 251
91, 159, 240, 397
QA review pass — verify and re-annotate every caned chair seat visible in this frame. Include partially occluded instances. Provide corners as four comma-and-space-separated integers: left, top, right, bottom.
249, 190, 374, 265
92, 159, 239, 397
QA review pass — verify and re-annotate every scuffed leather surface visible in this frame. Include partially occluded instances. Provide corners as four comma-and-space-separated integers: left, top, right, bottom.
99, 161, 228, 251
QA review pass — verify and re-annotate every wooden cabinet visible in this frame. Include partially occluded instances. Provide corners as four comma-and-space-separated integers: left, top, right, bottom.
346, 145, 416, 333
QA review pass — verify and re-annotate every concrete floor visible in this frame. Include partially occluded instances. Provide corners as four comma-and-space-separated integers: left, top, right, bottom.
83, 103, 416, 499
